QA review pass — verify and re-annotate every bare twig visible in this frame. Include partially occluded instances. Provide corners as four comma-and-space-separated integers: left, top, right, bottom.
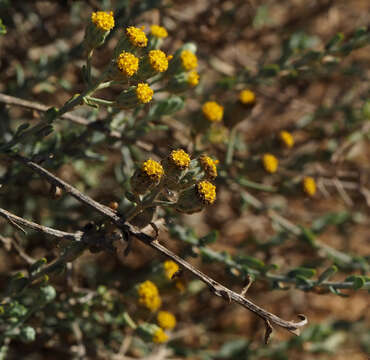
0, 92, 152, 151
7, 154, 308, 337
0, 208, 81, 241
241, 274, 253, 297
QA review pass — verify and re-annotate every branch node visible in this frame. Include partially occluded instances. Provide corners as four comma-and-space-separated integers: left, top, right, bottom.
264, 319, 273, 344
241, 274, 253, 297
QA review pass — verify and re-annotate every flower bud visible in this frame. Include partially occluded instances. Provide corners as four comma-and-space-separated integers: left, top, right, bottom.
115, 83, 154, 109
302, 176, 316, 196
162, 149, 191, 189
136, 323, 168, 343
84, 11, 114, 52
279, 130, 294, 149
239, 89, 256, 108
175, 181, 216, 214
114, 26, 148, 57
157, 311, 176, 330
148, 25, 168, 49
136, 50, 171, 81
130, 159, 163, 194
262, 153, 278, 173
202, 101, 224, 123
167, 44, 198, 75
166, 71, 200, 93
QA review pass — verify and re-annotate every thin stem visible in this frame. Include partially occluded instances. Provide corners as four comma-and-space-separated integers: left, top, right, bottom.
226, 126, 237, 166
85, 96, 115, 107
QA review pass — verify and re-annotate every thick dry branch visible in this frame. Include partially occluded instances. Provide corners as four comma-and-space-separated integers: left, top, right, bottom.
7, 154, 309, 337
0, 207, 80, 241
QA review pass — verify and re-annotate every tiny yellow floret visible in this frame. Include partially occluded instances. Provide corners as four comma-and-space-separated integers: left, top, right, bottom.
138, 280, 162, 311
150, 25, 168, 38
279, 130, 294, 149
197, 181, 216, 205
180, 50, 198, 70
187, 71, 200, 87
239, 89, 256, 105
142, 159, 163, 181
91, 11, 115, 31
202, 101, 224, 123
117, 51, 139, 77
136, 83, 154, 104
126, 26, 148, 47
149, 50, 169, 72
263, 154, 278, 173
170, 149, 191, 170
163, 260, 179, 280
157, 311, 176, 330
303, 176, 316, 197
153, 328, 168, 343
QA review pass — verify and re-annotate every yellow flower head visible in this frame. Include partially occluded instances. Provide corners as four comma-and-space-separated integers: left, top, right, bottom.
125, 26, 148, 47
199, 155, 218, 179
136, 83, 154, 104
263, 154, 278, 173
157, 311, 176, 330
169, 149, 191, 170
239, 89, 256, 105
149, 50, 169, 72
141, 159, 163, 181
138, 280, 162, 311
187, 71, 200, 87
180, 50, 198, 70
117, 51, 139, 77
303, 176, 316, 197
163, 260, 179, 280
91, 11, 115, 31
197, 181, 216, 205
279, 130, 294, 149
153, 328, 168, 343
150, 25, 168, 38
202, 101, 224, 123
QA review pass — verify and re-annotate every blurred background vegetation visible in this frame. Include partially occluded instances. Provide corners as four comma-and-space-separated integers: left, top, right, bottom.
0, 0, 369, 359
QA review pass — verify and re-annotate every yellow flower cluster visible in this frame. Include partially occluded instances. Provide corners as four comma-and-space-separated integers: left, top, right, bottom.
202, 101, 224, 123
91, 11, 115, 31
136, 83, 154, 104
197, 181, 216, 205
239, 89, 256, 105
157, 311, 176, 330
150, 25, 168, 38
117, 51, 139, 77
152, 328, 168, 343
199, 155, 218, 179
142, 159, 163, 181
303, 176, 316, 196
279, 130, 294, 149
137, 280, 162, 312
126, 26, 148, 47
149, 50, 169, 72
163, 260, 179, 280
180, 50, 198, 71
263, 154, 278, 173
169, 149, 191, 170
187, 71, 200, 87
